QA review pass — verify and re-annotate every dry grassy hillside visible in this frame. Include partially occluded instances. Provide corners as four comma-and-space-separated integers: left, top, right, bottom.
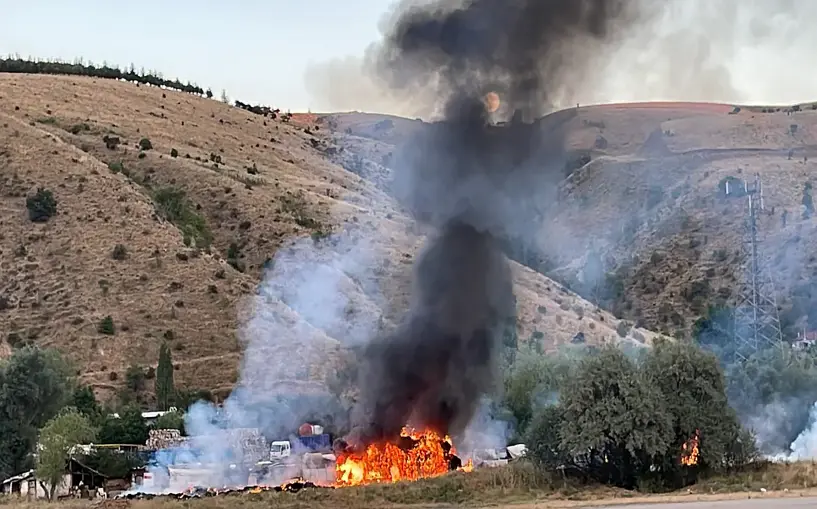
326, 102, 817, 339
0, 74, 652, 402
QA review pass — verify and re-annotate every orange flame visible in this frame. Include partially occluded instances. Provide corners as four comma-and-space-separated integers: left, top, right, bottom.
680, 429, 700, 466
335, 427, 470, 486
484, 92, 501, 113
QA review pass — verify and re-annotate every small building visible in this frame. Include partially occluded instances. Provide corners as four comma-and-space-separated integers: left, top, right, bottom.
0, 458, 108, 500
794, 330, 817, 350
1, 469, 69, 499
108, 407, 177, 427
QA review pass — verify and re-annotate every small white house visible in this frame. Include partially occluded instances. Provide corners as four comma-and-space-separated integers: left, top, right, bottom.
0, 470, 70, 499
0, 459, 108, 500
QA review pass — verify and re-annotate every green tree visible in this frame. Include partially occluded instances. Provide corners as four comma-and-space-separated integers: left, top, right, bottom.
36, 409, 97, 500
70, 385, 101, 422
0, 347, 74, 479
79, 449, 144, 479
97, 406, 148, 445
502, 347, 581, 440
175, 388, 214, 409
118, 364, 148, 406
558, 347, 672, 488
98, 315, 115, 335
155, 342, 175, 410
154, 410, 185, 434
642, 341, 745, 481
25, 188, 58, 222
526, 404, 568, 471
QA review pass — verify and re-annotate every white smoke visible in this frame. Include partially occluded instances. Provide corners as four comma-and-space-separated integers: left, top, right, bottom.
788, 403, 817, 460
130, 231, 386, 493
770, 402, 817, 462
459, 398, 513, 458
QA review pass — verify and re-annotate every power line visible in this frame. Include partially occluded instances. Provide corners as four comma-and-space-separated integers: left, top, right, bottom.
726, 173, 785, 362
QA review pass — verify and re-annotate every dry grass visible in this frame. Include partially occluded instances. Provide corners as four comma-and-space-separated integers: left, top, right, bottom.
0, 73, 643, 401
0, 463, 634, 509
5, 462, 817, 509
695, 460, 817, 493
320, 98, 817, 339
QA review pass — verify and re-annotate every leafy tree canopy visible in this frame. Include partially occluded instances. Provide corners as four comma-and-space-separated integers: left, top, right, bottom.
97, 406, 149, 445
525, 343, 754, 490
0, 347, 74, 479
36, 408, 97, 500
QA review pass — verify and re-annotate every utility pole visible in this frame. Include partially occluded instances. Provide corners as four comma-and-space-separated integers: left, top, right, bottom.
727, 173, 785, 362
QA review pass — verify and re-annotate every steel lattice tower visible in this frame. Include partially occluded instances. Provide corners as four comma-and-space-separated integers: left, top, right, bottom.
727, 173, 785, 362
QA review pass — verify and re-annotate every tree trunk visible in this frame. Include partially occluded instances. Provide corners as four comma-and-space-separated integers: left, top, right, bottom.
38, 481, 50, 500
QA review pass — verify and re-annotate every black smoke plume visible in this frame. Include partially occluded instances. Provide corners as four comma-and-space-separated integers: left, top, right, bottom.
347, 0, 643, 447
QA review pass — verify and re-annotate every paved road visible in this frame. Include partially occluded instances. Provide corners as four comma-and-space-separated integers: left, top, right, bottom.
593, 497, 817, 508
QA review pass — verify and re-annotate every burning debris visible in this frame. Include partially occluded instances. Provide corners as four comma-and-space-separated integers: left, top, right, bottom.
344, 0, 641, 465
117, 478, 326, 500
127, 0, 649, 496
681, 429, 701, 467
335, 427, 472, 486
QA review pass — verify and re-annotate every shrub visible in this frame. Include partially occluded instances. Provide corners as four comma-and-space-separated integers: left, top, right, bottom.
26, 188, 58, 222
616, 320, 631, 337
170, 148, 179, 158
103, 135, 121, 150
112, 244, 127, 260
108, 161, 124, 173
713, 248, 729, 262
139, 138, 153, 150
98, 316, 115, 335
68, 123, 91, 135
152, 187, 213, 248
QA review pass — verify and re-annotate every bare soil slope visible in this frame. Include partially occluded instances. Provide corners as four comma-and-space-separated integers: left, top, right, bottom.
0, 74, 651, 401
325, 101, 817, 338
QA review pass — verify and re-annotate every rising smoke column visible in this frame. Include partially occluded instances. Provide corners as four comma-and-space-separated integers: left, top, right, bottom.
348, 0, 643, 447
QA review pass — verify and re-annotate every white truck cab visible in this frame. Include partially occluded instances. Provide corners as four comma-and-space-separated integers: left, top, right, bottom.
270, 440, 291, 460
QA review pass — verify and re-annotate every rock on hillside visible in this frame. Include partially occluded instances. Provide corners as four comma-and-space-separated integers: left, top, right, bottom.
0, 74, 659, 401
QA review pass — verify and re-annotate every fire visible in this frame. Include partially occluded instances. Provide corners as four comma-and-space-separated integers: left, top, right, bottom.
680, 429, 700, 466
484, 91, 500, 113
335, 427, 471, 486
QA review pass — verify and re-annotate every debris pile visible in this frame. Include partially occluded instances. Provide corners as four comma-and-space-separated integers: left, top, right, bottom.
116, 479, 326, 500
220, 428, 269, 464
146, 429, 187, 450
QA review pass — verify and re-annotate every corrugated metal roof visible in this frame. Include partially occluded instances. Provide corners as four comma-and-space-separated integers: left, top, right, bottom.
1, 469, 34, 485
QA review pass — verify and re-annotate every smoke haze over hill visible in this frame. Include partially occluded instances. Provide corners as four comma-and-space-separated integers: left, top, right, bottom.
305, 0, 817, 118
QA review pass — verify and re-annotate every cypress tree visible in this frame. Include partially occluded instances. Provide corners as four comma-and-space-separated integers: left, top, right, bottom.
155, 342, 175, 410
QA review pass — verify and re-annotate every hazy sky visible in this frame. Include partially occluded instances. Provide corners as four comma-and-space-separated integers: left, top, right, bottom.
0, 0, 387, 111
3, 0, 817, 116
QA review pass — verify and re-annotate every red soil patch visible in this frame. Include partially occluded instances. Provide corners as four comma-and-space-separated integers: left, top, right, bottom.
589, 101, 734, 113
